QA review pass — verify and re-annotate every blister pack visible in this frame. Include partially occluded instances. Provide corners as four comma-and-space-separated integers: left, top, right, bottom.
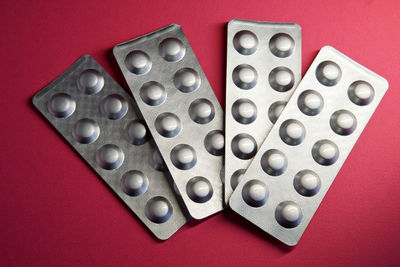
225, 19, 301, 203
229, 46, 388, 245
113, 25, 224, 219
33, 55, 187, 240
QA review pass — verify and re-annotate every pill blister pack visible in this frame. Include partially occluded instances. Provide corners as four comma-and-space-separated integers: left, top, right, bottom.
225, 19, 301, 203
113, 24, 224, 219
32, 55, 187, 240
229, 46, 388, 246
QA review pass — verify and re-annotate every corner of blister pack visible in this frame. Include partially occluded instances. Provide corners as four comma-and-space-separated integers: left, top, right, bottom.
228, 19, 239, 27
112, 44, 120, 58
293, 23, 302, 31
31, 92, 38, 106
284, 236, 299, 247
382, 77, 389, 90
170, 23, 181, 29
320, 45, 336, 53
227, 191, 236, 210
81, 54, 92, 60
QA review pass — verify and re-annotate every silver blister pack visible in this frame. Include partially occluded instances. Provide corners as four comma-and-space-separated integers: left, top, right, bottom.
32, 55, 187, 240
229, 46, 388, 246
225, 19, 301, 203
113, 25, 224, 219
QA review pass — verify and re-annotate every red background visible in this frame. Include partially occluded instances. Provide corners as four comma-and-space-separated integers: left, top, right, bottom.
1, 0, 399, 266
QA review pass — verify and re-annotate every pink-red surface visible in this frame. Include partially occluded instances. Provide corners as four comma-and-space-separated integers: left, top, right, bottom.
1, 0, 399, 266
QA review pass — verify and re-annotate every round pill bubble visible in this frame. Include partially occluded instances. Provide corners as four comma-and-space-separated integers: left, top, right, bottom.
159, 38, 186, 62
72, 118, 100, 144
330, 110, 357, 136
145, 196, 173, 224
155, 112, 182, 138
230, 169, 246, 190
48, 93, 76, 118
269, 33, 295, 58
170, 144, 197, 170
149, 148, 167, 172
125, 119, 149, 145
316, 61, 342, 86
231, 98, 257, 124
121, 170, 149, 197
279, 119, 306, 146
312, 139, 339, 166
173, 68, 201, 93
293, 170, 321, 197
139, 81, 167, 106
232, 64, 258, 90
96, 144, 124, 170
275, 201, 303, 228
231, 133, 257, 160
186, 176, 213, 203
268, 101, 287, 124
260, 149, 288, 176
242, 180, 268, 207
189, 98, 215, 124
269, 67, 295, 92
100, 94, 128, 120
204, 130, 225, 156
76, 69, 104, 95
124, 50, 152, 75
297, 90, 324, 116
348, 80, 375, 106
233, 30, 258, 55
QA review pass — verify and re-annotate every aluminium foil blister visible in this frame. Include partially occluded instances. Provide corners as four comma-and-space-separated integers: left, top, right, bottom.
225, 19, 301, 203
32, 55, 187, 240
113, 24, 224, 219
229, 46, 388, 246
